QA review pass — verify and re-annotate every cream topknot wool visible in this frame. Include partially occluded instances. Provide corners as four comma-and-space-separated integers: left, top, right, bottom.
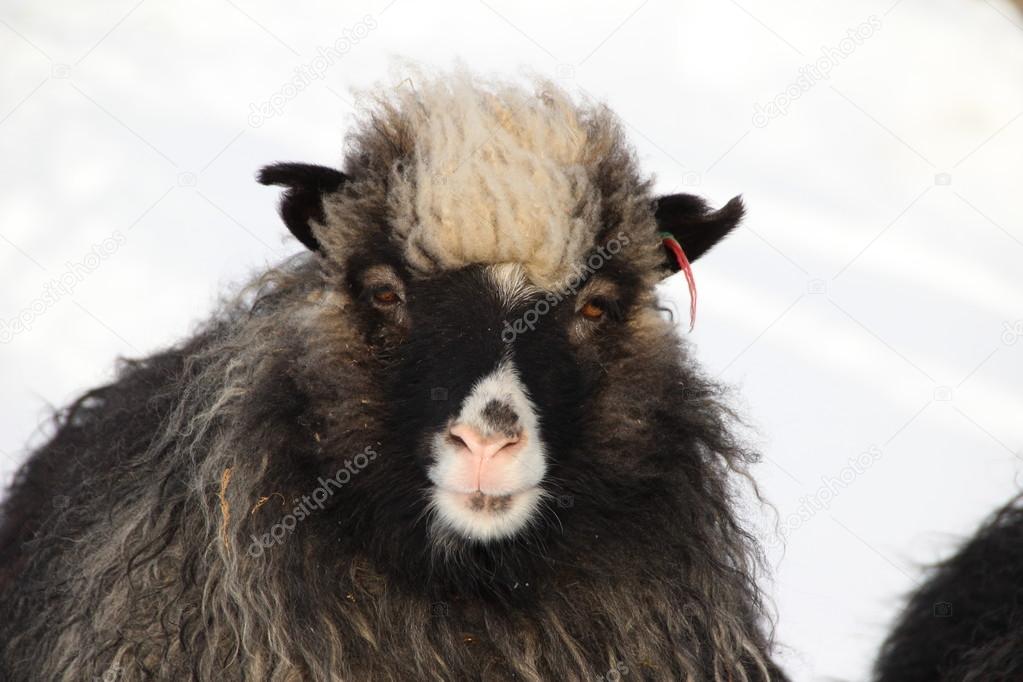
343, 70, 629, 288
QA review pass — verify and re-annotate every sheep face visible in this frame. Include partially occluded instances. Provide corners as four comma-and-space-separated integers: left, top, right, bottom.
263, 165, 742, 561
257, 76, 745, 578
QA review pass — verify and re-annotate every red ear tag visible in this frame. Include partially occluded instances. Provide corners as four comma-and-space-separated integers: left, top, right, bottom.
660, 232, 697, 332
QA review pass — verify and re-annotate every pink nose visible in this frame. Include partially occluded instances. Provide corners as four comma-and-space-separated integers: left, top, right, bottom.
449, 423, 523, 460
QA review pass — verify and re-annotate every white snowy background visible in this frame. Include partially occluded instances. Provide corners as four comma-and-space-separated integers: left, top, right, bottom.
1, 0, 1022, 678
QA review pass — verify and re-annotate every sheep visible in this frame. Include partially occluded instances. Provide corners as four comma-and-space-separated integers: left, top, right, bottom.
0, 70, 787, 681
874, 494, 1023, 681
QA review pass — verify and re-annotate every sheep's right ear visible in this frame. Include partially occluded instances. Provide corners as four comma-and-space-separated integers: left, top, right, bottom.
653, 193, 744, 271
258, 163, 347, 251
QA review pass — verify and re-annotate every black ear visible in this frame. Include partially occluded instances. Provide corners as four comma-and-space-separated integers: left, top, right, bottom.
257, 163, 347, 251
653, 194, 744, 270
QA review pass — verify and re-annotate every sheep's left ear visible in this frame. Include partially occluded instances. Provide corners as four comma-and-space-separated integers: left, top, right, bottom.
258, 162, 347, 251
653, 194, 744, 272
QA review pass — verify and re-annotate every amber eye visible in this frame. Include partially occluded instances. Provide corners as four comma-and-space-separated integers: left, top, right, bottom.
372, 288, 401, 306
579, 300, 605, 321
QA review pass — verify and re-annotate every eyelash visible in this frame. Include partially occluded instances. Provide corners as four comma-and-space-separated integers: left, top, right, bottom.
367, 285, 402, 307
580, 296, 622, 323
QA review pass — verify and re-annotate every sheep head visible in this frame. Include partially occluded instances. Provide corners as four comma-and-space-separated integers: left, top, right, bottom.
256, 72, 746, 578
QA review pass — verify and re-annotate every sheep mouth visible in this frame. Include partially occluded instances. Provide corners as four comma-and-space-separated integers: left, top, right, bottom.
443, 488, 532, 512
430, 486, 543, 541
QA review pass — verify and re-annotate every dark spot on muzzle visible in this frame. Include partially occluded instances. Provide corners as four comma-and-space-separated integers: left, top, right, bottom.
481, 399, 521, 438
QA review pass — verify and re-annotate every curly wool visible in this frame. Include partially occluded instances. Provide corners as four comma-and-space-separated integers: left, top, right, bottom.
320, 68, 658, 288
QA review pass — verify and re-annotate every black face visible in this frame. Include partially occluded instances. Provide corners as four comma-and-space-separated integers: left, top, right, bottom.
390, 266, 591, 461
316, 255, 658, 599
356, 259, 637, 489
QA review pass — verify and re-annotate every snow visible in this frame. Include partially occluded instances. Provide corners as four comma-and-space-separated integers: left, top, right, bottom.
2, 0, 1022, 678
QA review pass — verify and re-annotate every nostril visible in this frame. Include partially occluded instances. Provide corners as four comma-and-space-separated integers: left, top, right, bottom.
448, 424, 477, 451
494, 435, 524, 457
448, 431, 469, 450
448, 423, 524, 459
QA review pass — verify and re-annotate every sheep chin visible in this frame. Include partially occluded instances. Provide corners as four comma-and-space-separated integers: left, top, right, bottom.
429, 486, 543, 542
